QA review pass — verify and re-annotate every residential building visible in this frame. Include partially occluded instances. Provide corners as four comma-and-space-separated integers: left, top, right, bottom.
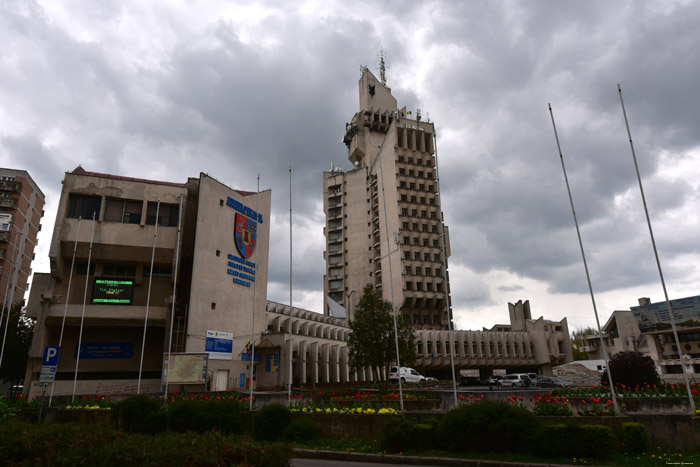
580, 295, 700, 378
0, 168, 44, 308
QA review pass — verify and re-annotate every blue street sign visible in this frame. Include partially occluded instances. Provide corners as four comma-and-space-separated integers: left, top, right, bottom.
43, 346, 60, 366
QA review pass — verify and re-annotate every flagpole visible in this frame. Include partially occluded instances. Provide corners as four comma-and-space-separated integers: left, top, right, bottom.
138, 199, 160, 394
377, 141, 404, 413
49, 217, 81, 406
433, 132, 459, 408
617, 84, 695, 413
72, 212, 96, 402
164, 195, 184, 401
248, 175, 260, 411
287, 166, 293, 402
548, 103, 619, 413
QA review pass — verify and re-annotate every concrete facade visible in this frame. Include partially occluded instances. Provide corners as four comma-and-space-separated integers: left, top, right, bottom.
0, 168, 45, 307
24, 168, 271, 396
580, 295, 700, 378
323, 69, 452, 330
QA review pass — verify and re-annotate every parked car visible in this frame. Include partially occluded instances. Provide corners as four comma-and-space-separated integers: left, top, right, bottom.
425, 376, 438, 382
497, 374, 532, 388
458, 376, 482, 387
528, 373, 539, 382
389, 366, 425, 384
487, 375, 503, 385
536, 376, 574, 388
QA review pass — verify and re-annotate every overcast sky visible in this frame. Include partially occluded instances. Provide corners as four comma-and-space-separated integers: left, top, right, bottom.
2, 0, 699, 334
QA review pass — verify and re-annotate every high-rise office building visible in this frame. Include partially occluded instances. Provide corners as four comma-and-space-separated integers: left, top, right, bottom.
323, 69, 452, 330
0, 168, 44, 307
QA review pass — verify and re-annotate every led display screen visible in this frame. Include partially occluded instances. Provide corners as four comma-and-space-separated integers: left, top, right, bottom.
91, 278, 134, 305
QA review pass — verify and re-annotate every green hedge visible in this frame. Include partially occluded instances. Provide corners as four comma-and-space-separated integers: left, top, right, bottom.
621, 422, 650, 454
532, 423, 618, 459
380, 417, 435, 453
253, 403, 291, 441
436, 401, 538, 453
111, 394, 166, 434
167, 399, 243, 434
283, 418, 321, 443
0, 422, 292, 466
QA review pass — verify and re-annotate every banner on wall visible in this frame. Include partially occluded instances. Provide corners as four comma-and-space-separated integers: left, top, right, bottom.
205, 330, 233, 360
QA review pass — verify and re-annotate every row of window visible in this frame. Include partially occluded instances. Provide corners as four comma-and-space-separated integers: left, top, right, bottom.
68, 195, 179, 226
72, 262, 171, 278
396, 154, 434, 167
400, 194, 436, 205
404, 251, 442, 263
402, 221, 439, 233
405, 281, 444, 292
398, 180, 435, 192
400, 208, 438, 219
404, 266, 442, 277
404, 314, 441, 325
397, 168, 434, 180
416, 340, 533, 358
403, 236, 440, 248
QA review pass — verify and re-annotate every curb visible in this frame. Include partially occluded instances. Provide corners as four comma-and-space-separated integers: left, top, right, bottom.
293, 449, 577, 466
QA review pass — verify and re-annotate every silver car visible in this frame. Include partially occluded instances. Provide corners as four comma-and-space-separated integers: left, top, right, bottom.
497, 374, 532, 388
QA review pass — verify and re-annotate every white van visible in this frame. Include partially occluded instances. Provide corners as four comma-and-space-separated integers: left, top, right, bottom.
389, 366, 425, 384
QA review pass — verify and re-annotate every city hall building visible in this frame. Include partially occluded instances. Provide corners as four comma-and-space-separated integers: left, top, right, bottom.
24, 70, 571, 397
25, 167, 272, 396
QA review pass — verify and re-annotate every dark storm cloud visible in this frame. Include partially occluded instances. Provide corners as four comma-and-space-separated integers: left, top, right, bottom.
3, 0, 699, 324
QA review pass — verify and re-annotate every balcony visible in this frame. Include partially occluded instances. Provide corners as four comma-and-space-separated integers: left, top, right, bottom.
0, 181, 21, 193
0, 198, 18, 208
0, 231, 9, 243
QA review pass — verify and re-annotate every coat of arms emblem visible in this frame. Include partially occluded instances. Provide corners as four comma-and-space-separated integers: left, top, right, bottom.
234, 213, 257, 259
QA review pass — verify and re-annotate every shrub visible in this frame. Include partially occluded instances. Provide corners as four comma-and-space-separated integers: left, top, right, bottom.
0, 422, 292, 466
167, 399, 243, 434
621, 422, 649, 454
601, 351, 660, 388
112, 394, 166, 434
380, 417, 434, 453
253, 403, 291, 441
532, 423, 617, 459
283, 418, 321, 443
436, 401, 538, 453
0, 399, 15, 424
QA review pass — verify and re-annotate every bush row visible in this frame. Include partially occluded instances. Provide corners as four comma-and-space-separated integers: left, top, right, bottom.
112, 395, 316, 443
380, 401, 651, 459
0, 422, 292, 466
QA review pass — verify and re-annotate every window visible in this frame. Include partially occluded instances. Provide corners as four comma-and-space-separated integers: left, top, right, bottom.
75, 263, 96, 275
400, 181, 406, 189
422, 224, 428, 232
413, 237, 419, 246
401, 208, 408, 216
412, 223, 418, 231
67, 194, 101, 219
329, 279, 343, 289
433, 316, 439, 325
399, 168, 405, 175
414, 252, 420, 260
408, 170, 414, 177
104, 199, 142, 224
413, 315, 419, 324
400, 194, 407, 202
103, 264, 137, 277
146, 203, 178, 226
423, 239, 429, 247
410, 196, 417, 203
433, 240, 438, 247
402, 222, 409, 230
404, 252, 410, 260
148, 267, 172, 278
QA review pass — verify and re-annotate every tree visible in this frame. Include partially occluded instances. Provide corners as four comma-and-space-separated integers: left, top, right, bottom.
347, 285, 417, 392
601, 351, 660, 388
0, 302, 35, 388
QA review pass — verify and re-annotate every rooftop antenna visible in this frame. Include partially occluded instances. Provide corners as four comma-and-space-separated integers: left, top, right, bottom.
378, 48, 387, 86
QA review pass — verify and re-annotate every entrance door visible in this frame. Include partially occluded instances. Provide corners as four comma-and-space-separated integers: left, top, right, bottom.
215, 370, 229, 391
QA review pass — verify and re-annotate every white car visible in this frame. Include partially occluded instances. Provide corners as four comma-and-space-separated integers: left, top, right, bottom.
497, 374, 532, 388
389, 366, 425, 384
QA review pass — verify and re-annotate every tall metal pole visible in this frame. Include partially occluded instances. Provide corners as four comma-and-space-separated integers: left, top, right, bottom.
287, 166, 294, 402
49, 217, 81, 406
72, 212, 96, 402
617, 84, 695, 413
377, 142, 404, 413
164, 195, 184, 401
248, 176, 260, 411
548, 104, 619, 413
433, 133, 459, 408
138, 200, 160, 394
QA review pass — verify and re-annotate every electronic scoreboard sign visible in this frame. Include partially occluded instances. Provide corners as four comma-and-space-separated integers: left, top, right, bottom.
91, 278, 134, 305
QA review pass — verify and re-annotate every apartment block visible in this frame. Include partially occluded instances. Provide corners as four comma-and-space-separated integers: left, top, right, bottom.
0, 168, 44, 307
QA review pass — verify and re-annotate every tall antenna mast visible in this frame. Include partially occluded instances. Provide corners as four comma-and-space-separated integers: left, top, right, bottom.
378, 48, 387, 86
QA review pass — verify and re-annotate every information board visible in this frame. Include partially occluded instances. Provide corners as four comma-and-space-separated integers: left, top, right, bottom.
205, 330, 233, 360
162, 353, 208, 384
91, 278, 134, 305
